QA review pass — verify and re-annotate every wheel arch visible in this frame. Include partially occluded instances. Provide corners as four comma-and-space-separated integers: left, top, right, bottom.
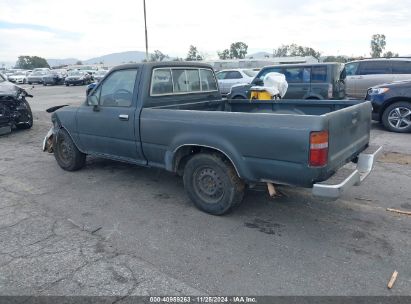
168, 144, 243, 179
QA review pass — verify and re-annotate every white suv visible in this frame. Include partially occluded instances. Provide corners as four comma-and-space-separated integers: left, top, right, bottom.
345, 58, 411, 98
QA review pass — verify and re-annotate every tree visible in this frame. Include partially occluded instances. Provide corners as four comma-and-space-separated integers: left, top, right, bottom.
383, 51, 399, 58
15, 56, 50, 69
217, 49, 230, 60
370, 34, 386, 58
322, 56, 349, 63
229, 42, 248, 59
273, 44, 321, 59
186, 45, 203, 61
150, 50, 169, 62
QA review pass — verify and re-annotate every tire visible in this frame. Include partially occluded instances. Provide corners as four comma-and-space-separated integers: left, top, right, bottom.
65, 83, 69, 86
28, 82, 32, 85
382, 102, 411, 133
23, 79, 26, 84
53, 128, 86, 171
183, 153, 245, 215
16, 99, 33, 129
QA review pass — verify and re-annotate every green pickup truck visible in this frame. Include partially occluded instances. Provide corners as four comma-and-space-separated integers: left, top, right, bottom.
43, 62, 381, 215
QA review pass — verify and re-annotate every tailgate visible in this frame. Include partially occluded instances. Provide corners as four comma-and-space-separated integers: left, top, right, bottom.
326, 101, 371, 172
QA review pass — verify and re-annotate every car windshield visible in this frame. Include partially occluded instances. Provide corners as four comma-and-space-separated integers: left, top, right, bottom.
243, 69, 257, 77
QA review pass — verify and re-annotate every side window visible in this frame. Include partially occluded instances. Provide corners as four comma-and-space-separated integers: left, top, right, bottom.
186, 69, 201, 92
283, 67, 310, 83
172, 69, 188, 93
311, 66, 327, 83
226, 71, 243, 79
99, 69, 138, 107
216, 71, 227, 80
357, 61, 391, 75
392, 61, 411, 74
151, 69, 173, 95
257, 67, 282, 80
200, 69, 217, 91
345, 62, 359, 76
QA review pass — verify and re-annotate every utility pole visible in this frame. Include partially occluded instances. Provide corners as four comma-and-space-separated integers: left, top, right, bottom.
143, 0, 149, 61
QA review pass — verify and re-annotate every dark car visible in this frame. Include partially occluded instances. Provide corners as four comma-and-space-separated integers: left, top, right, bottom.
42, 70, 66, 85
365, 80, 411, 133
0, 73, 33, 135
228, 63, 346, 100
65, 70, 92, 86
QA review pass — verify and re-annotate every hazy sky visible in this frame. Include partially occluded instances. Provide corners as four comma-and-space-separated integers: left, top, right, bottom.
0, 0, 410, 62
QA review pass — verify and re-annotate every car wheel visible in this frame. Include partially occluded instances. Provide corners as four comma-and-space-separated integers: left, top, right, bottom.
183, 153, 245, 215
28, 82, 32, 85
16, 99, 33, 129
382, 102, 411, 133
43, 83, 47, 86
65, 83, 69, 86
23, 79, 26, 84
53, 128, 86, 171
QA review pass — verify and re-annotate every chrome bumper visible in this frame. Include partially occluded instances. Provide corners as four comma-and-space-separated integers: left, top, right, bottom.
312, 145, 382, 199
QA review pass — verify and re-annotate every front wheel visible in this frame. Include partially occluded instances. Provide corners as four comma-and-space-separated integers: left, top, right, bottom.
382, 102, 411, 133
183, 153, 245, 215
54, 128, 86, 171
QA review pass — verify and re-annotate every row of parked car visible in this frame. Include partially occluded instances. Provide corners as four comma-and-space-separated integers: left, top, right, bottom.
214, 58, 411, 133
5, 68, 108, 86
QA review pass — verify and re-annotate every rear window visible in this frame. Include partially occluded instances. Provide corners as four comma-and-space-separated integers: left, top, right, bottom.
151, 68, 217, 96
225, 71, 242, 79
357, 61, 391, 75
392, 61, 411, 74
311, 66, 327, 83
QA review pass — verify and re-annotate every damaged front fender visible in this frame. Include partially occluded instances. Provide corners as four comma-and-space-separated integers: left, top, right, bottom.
42, 127, 55, 153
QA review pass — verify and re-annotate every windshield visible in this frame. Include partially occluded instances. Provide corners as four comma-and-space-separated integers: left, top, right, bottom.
243, 69, 257, 77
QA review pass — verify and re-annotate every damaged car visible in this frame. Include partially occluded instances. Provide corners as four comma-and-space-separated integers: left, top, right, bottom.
0, 73, 34, 135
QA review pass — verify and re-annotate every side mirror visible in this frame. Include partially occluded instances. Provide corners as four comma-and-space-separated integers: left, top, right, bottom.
87, 95, 100, 111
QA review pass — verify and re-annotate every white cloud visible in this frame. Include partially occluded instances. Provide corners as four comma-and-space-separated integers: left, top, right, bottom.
0, 0, 410, 62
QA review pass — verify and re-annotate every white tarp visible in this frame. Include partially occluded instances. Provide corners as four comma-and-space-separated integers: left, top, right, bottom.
263, 72, 288, 98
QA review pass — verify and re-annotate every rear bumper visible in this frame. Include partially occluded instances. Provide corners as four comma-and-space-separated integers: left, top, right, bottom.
312, 145, 382, 199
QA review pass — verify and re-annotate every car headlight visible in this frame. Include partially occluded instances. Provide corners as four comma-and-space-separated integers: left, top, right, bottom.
369, 88, 389, 95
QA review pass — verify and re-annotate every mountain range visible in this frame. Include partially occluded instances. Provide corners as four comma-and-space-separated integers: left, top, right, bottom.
46, 51, 148, 67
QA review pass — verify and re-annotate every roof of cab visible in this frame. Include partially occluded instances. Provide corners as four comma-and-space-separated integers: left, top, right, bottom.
110, 61, 214, 72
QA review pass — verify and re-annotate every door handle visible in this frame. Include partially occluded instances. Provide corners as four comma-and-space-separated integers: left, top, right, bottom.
118, 114, 129, 121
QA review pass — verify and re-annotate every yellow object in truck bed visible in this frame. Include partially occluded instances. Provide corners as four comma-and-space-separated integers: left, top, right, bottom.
250, 87, 272, 100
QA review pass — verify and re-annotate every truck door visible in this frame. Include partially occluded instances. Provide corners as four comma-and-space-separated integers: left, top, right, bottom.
76, 68, 146, 164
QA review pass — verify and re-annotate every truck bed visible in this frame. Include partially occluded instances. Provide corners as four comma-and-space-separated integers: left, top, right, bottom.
140, 99, 371, 187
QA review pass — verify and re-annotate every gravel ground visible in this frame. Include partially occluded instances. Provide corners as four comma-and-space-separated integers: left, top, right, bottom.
0, 84, 410, 297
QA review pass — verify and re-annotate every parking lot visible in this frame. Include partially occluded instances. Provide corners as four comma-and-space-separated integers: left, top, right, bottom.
1, 84, 410, 296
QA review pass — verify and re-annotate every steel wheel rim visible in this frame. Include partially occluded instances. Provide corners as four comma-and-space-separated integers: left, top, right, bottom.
58, 137, 73, 165
388, 107, 411, 130
193, 166, 225, 204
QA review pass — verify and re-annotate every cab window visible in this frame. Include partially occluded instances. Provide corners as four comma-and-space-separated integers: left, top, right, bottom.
357, 61, 391, 75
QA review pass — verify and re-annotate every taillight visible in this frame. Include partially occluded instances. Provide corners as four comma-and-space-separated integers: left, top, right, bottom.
310, 131, 329, 167
328, 84, 333, 99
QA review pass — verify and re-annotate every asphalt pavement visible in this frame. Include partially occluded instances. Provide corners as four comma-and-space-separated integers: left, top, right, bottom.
0, 84, 410, 297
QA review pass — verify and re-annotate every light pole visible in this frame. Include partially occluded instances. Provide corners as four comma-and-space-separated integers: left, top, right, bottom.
143, 0, 149, 62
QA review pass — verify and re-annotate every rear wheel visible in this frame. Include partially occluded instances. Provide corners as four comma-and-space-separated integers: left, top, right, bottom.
183, 153, 244, 215
54, 128, 86, 171
382, 102, 411, 133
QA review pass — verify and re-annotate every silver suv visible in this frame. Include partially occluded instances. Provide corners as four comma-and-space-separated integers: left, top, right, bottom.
345, 58, 411, 98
